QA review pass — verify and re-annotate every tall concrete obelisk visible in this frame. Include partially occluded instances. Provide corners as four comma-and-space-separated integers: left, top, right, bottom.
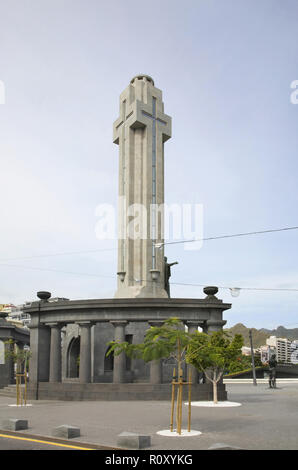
113, 75, 172, 298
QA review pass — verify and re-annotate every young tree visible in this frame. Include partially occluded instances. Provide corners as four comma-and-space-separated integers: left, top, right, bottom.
4, 340, 31, 405
107, 319, 243, 406
4, 339, 31, 375
107, 317, 193, 433
186, 331, 243, 404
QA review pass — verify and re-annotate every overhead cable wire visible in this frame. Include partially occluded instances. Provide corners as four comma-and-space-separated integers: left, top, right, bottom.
155, 225, 298, 247
0, 224, 298, 262
1, 263, 298, 292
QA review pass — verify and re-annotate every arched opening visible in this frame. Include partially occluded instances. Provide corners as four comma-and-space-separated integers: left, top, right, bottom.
67, 337, 80, 378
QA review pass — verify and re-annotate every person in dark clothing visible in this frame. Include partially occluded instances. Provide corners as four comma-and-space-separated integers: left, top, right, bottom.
268, 354, 277, 388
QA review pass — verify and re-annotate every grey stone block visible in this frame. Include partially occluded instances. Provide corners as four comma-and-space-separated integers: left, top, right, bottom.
208, 442, 244, 450
52, 425, 80, 439
1, 419, 28, 431
117, 431, 151, 449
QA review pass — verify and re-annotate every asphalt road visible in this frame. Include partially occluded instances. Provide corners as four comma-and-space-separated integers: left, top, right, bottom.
1, 382, 298, 450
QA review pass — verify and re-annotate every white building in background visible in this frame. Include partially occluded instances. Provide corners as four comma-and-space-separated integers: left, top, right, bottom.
0, 303, 14, 314
241, 346, 260, 357
266, 336, 298, 364
241, 346, 251, 356
0, 302, 30, 328
259, 345, 276, 363
5, 303, 32, 328
290, 340, 298, 364
1, 297, 69, 329
0, 303, 24, 328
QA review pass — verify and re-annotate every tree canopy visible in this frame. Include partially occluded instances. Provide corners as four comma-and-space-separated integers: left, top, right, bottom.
107, 317, 191, 365
186, 330, 243, 379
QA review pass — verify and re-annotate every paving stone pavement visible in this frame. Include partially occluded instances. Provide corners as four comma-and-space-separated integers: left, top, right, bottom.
0, 383, 298, 450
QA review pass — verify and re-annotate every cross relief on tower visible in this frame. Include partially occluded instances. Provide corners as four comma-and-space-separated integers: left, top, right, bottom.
113, 75, 172, 298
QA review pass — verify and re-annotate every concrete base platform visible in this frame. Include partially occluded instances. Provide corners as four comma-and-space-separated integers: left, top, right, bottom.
157, 429, 202, 437
28, 382, 227, 401
188, 401, 241, 407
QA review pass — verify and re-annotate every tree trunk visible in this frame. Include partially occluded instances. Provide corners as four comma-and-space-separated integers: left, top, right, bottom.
213, 371, 218, 404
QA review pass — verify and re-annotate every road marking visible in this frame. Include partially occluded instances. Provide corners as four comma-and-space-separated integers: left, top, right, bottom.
0, 433, 94, 450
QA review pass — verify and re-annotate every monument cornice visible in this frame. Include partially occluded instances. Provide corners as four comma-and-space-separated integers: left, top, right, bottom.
0, 323, 30, 342
25, 297, 231, 311
25, 297, 231, 327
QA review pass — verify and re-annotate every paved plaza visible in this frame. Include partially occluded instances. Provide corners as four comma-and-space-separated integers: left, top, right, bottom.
0, 382, 298, 450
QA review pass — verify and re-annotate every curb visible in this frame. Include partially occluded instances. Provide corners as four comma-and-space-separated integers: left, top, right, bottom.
0, 429, 123, 450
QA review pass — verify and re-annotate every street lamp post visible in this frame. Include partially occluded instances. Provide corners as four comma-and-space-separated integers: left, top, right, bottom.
249, 329, 257, 386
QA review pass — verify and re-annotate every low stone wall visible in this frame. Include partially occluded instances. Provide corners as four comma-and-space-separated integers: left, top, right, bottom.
28, 382, 227, 401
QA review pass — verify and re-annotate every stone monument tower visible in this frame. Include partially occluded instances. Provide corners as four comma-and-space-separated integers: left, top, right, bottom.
26, 74, 231, 401
113, 75, 171, 298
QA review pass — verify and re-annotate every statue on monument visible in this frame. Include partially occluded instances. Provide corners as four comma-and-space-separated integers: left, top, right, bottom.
164, 257, 178, 298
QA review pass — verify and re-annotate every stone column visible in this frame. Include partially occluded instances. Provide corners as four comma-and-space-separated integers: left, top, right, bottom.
186, 322, 203, 385
204, 287, 227, 333
205, 310, 227, 388
29, 325, 51, 384
77, 322, 92, 384
111, 321, 128, 383
5, 337, 15, 384
206, 310, 227, 334
148, 321, 164, 384
47, 323, 62, 383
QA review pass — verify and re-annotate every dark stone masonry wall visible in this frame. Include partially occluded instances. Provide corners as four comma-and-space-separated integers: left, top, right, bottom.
28, 382, 227, 401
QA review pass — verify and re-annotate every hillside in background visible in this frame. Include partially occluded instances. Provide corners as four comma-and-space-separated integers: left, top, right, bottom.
224, 323, 298, 348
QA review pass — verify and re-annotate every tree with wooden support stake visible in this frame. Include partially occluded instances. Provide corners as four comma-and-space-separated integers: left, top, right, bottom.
170, 364, 192, 435
4, 339, 31, 406
106, 317, 193, 435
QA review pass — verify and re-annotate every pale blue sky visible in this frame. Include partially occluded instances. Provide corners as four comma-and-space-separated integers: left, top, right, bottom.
0, 0, 298, 329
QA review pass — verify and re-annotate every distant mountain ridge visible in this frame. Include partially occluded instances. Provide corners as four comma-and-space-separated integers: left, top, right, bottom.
224, 323, 298, 348
260, 325, 298, 341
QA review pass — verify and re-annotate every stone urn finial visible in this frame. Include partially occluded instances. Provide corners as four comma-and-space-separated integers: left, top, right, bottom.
203, 286, 219, 298
37, 291, 51, 301
204, 286, 218, 295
